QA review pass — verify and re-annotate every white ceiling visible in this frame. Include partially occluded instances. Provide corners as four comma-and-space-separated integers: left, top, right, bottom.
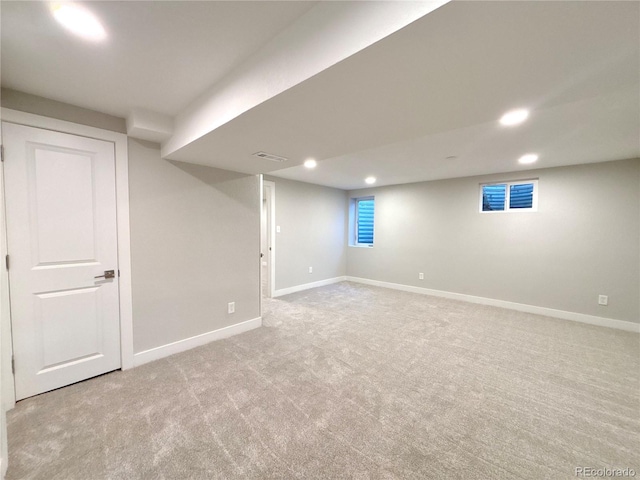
2, 1, 639, 190
1, 1, 315, 117
167, 1, 639, 189
273, 88, 637, 190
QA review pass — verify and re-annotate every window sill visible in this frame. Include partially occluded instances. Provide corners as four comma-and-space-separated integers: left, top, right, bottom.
479, 209, 538, 213
349, 244, 374, 248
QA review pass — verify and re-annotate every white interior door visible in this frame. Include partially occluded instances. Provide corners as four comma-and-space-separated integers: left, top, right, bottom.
261, 197, 269, 297
3, 122, 121, 400
262, 182, 275, 298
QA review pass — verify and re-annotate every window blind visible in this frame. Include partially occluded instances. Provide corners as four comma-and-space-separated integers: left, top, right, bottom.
356, 199, 375, 244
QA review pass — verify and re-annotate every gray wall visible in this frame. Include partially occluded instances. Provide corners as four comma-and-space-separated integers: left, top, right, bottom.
265, 176, 347, 291
347, 159, 640, 323
129, 140, 260, 353
1, 91, 261, 363
1, 88, 126, 133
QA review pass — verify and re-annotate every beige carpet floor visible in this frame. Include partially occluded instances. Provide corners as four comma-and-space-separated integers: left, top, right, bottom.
7, 282, 640, 479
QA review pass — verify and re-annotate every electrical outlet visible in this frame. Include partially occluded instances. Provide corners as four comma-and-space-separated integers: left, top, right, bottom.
419, 273, 424, 280
228, 302, 235, 314
309, 266, 313, 273
598, 295, 608, 306
276, 226, 281, 233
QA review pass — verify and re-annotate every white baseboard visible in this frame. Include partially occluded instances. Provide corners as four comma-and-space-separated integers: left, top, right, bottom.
346, 276, 640, 333
273, 276, 346, 297
133, 317, 262, 367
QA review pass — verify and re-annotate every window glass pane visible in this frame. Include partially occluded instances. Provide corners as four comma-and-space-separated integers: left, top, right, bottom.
357, 199, 374, 244
509, 183, 534, 209
482, 184, 506, 211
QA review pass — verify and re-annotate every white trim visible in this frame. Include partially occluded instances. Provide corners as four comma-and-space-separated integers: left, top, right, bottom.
0, 114, 11, 477
113, 138, 134, 370
0, 119, 16, 413
273, 276, 347, 298
2, 108, 124, 142
263, 181, 276, 299
351, 195, 375, 247
346, 276, 640, 333
259, 178, 275, 319
259, 175, 263, 317
133, 317, 263, 367
0, 108, 135, 385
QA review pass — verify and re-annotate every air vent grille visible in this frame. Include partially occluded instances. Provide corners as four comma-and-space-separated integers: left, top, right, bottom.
253, 151, 289, 163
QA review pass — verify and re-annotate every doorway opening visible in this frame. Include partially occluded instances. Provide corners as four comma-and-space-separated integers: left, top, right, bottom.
261, 180, 275, 300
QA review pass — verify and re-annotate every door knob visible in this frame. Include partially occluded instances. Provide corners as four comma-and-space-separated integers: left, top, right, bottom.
95, 270, 115, 279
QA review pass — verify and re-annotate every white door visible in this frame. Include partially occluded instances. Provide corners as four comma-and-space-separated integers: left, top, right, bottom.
261, 197, 270, 297
3, 122, 121, 400
262, 182, 275, 298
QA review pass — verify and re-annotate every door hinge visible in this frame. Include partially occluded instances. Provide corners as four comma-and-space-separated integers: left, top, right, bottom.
11, 356, 15, 375
118, 269, 120, 277
0, 145, 4, 162
5, 254, 8, 270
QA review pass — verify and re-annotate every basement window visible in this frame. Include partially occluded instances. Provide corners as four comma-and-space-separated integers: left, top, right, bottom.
352, 197, 375, 246
480, 180, 538, 212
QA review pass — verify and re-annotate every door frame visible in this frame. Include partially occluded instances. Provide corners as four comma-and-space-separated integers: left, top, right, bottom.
260, 180, 276, 309
0, 108, 134, 408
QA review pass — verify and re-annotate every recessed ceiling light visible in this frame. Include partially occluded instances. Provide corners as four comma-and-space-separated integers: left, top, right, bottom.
518, 153, 539, 165
499, 109, 529, 126
365, 176, 376, 185
303, 159, 317, 169
51, 3, 107, 42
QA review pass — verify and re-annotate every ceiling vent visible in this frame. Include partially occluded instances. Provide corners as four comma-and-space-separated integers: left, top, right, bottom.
252, 151, 289, 163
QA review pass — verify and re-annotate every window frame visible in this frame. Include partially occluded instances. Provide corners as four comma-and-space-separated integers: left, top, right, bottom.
353, 196, 375, 247
479, 179, 538, 213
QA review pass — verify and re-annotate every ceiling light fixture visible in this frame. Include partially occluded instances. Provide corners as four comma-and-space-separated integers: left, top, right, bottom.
303, 159, 317, 169
365, 176, 376, 185
518, 153, 539, 165
499, 109, 529, 126
51, 3, 107, 42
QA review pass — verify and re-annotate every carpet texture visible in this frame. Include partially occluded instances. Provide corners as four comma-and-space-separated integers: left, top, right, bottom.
7, 282, 640, 479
